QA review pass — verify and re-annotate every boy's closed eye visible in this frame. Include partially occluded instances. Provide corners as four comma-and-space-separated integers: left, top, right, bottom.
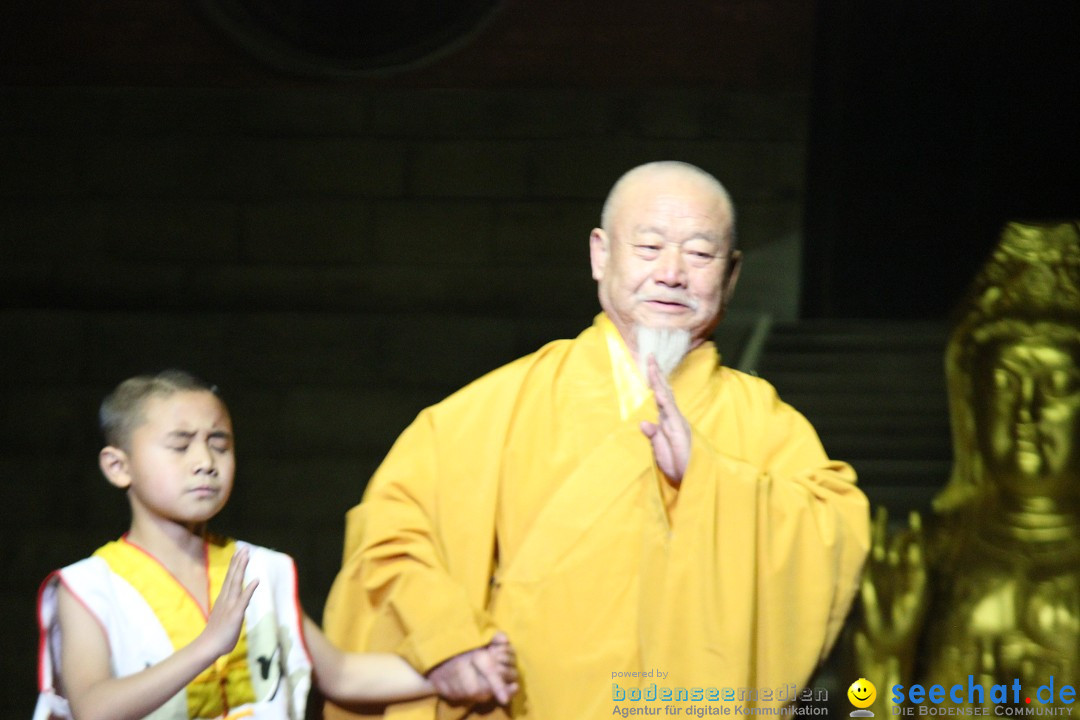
164, 431, 231, 453
207, 432, 232, 452
165, 431, 195, 452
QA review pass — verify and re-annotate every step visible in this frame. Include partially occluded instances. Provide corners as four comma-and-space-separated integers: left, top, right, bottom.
754, 321, 953, 517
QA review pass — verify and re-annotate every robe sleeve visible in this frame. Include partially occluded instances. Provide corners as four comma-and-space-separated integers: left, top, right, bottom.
322, 407, 500, 675
644, 380, 870, 694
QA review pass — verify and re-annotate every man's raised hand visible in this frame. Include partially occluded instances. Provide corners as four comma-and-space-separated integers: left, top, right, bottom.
640, 354, 692, 484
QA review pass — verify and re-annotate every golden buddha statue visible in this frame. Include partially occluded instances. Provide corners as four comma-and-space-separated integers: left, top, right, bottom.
850, 221, 1080, 714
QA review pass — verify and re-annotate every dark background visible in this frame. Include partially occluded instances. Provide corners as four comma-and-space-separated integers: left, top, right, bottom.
804, 0, 1079, 318
2, 0, 1078, 715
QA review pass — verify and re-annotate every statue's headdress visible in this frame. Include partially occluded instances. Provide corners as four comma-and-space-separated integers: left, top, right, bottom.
934, 221, 1080, 512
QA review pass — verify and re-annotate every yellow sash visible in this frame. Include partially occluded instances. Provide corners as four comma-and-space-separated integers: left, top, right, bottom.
95, 537, 257, 719
600, 314, 651, 421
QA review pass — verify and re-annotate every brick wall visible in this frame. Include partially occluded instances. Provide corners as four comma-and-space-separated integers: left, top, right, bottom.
1, 84, 809, 714
1, 3, 814, 714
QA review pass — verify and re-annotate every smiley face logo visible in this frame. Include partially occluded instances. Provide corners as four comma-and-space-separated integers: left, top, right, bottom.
848, 678, 877, 709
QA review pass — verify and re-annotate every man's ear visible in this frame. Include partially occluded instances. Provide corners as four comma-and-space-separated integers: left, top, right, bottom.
99, 446, 132, 489
589, 228, 609, 282
722, 250, 743, 306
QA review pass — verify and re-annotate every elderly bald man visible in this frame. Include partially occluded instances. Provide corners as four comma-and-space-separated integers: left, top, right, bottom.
323, 161, 870, 720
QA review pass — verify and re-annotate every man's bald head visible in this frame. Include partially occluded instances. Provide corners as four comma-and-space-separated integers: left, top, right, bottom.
590, 161, 742, 359
600, 161, 736, 249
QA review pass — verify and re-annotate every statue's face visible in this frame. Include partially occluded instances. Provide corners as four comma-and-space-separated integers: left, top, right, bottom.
974, 338, 1080, 498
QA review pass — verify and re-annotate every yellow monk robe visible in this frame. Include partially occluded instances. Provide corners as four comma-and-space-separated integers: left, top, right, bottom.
323, 313, 870, 720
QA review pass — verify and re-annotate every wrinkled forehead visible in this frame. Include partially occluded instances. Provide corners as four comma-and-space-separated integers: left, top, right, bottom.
611, 171, 733, 238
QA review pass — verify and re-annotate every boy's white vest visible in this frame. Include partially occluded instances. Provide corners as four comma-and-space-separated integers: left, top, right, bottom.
33, 537, 312, 720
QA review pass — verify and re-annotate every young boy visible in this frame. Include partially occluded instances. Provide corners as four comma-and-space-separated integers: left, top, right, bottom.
34, 370, 517, 720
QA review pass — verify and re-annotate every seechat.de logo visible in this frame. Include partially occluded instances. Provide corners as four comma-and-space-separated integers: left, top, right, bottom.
849, 678, 877, 717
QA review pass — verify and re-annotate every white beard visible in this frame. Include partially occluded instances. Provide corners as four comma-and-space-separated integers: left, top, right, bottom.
635, 325, 692, 378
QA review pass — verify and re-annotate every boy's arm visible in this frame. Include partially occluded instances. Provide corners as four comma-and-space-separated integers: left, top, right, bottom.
302, 615, 433, 705
58, 547, 257, 720
304, 616, 519, 706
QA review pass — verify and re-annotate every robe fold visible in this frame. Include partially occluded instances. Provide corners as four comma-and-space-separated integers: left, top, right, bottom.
323, 314, 870, 720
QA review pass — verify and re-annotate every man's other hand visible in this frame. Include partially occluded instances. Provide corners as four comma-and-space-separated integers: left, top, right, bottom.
427, 633, 518, 706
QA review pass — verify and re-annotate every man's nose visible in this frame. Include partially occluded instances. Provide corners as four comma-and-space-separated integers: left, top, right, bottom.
653, 245, 687, 286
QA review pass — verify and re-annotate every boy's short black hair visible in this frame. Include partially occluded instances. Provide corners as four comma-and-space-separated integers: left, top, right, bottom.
99, 370, 220, 449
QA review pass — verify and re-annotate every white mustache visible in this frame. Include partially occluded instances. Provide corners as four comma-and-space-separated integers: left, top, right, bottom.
637, 293, 698, 310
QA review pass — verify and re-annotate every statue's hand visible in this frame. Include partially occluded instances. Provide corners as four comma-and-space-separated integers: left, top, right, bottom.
858, 506, 929, 656
852, 507, 929, 715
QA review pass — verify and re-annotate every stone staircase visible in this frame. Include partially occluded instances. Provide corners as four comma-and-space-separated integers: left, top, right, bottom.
751, 320, 953, 515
